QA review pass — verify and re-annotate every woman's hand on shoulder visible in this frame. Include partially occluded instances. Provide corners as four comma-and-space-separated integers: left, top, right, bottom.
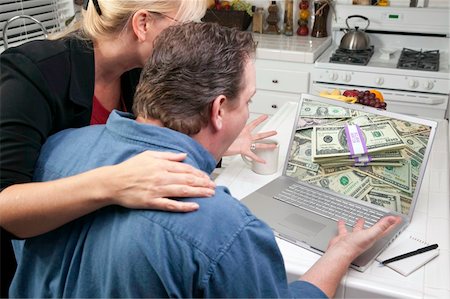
104, 151, 216, 212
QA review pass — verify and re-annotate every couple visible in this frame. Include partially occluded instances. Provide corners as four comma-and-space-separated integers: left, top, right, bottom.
10, 22, 400, 298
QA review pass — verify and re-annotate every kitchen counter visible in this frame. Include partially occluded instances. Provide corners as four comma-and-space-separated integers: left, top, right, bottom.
215, 102, 450, 298
253, 34, 332, 63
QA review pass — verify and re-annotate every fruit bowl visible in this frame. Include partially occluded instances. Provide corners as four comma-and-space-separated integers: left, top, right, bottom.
319, 89, 387, 109
202, 9, 252, 31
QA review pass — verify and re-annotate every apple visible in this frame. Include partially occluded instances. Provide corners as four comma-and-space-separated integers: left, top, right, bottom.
343, 89, 359, 97
297, 25, 308, 36
299, 1, 309, 10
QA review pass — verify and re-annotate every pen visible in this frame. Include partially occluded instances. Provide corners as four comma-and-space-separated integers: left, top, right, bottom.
381, 244, 439, 265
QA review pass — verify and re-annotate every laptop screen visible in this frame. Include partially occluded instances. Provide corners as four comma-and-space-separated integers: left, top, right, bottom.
285, 95, 436, 217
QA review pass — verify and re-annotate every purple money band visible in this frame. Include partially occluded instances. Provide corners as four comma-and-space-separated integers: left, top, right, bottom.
344, 124, 368, 156
354, 154, 372, 164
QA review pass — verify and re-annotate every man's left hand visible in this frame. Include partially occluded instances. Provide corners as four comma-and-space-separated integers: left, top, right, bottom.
224, 115, 277, 163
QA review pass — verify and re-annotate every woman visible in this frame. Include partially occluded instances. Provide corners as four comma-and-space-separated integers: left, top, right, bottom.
0, 0, 275, 294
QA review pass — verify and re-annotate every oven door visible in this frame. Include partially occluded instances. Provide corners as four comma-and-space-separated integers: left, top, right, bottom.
310, 83, 449, 119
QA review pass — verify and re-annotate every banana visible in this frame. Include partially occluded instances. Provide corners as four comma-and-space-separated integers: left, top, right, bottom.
331, 89, 341, 96
320, 94, 357, 103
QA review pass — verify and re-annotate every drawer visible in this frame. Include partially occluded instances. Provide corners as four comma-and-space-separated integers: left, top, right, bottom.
250, 90, 300, 115
256, 68, 310, 93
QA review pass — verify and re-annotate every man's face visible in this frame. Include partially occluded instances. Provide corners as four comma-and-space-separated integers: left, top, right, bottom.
222, 59, 256, 147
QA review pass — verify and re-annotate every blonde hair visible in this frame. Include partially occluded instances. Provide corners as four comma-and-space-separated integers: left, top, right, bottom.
50, 0, 207, 40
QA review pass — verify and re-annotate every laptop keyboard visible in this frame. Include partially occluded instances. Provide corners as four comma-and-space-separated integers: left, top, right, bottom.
274, 183, 387, 229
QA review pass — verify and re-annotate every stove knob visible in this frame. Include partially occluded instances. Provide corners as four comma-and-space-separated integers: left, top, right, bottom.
343, 73, 352, 82
375, 77, 384, 86
423, 81, 434, 90
329, 72, 338, 81
408, 79, 419, 89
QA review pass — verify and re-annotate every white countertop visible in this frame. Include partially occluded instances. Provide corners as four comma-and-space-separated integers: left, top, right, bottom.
216, 102, 450, 298
253, 34, 332, 63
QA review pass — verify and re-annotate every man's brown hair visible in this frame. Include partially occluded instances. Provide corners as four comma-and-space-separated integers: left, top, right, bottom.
132, 22, 256, 135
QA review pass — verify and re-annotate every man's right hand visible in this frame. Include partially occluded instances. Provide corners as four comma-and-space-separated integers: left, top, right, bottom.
300, 216, 402, 298
327, 216, 402, 262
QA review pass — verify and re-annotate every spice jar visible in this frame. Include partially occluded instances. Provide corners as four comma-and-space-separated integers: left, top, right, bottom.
297, 0, 310, 36
311, 0, 330, 38
283, 0, 294, 36
252, 7, 264, 34
266, 1, 280, 34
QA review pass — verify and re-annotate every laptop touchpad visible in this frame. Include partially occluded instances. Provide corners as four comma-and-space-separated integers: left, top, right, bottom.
279, 214, 326, 237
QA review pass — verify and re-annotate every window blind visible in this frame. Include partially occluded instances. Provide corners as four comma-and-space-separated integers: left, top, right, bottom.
0, 0, 74, 52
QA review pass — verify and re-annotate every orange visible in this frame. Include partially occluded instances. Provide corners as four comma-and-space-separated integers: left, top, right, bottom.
370, 89, 384, 102
299, 9, 310, 20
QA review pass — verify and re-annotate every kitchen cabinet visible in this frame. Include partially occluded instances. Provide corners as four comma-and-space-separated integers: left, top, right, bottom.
251, 59, 312, 116
249, 34, 332, 126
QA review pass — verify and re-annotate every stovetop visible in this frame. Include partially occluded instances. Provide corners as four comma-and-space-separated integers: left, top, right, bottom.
397, 48, 440, 72
328, 47, 441, 72
316, 47, 449, 82
329, 46, 374, 66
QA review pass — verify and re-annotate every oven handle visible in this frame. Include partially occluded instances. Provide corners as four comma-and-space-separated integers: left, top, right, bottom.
310, 83, 447, 106
387, 96, 445, 105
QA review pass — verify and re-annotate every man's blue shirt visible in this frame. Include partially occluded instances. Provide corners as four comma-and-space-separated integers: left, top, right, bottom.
10, 111, 327, 298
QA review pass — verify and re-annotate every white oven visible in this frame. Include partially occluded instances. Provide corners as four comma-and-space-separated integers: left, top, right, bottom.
310, 82, 448, 118
311, 5, 450, 119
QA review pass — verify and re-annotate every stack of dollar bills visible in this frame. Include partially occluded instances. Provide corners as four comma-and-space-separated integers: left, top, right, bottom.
311, 121, 406, 167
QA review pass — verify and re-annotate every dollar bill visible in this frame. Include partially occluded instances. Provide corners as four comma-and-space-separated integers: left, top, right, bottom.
286, 163, 318, 180
308, 170, 372, 200
371, 187, 413, 215
368, 115, 392, 123
415, 135, 430, 147
289, 135, 320, 172
312, 121, 405, 160
402, 135, 426, 160
347, 115, 373, 126
401, 148, 422, 182
321, 165, 351, 175
299, 101, 352, 119
390, 119, 431, 137
318, 160, 404, 168
366, 190, 401, 212
314, 149, 404, 163
398, 192, 413, 215
369, 178, 385, 187
352, 161, 412, 194
297, 128, 313, 139
297, 117, 344, 130
353, 110, 374, 118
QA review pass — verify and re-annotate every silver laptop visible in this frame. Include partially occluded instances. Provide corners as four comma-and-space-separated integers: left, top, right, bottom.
241, 93, 437, 272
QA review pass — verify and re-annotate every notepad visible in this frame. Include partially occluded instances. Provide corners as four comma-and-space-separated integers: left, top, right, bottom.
376, 235, 439, 276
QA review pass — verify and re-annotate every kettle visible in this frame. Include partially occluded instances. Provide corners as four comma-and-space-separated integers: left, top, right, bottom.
339, 15, 371, 51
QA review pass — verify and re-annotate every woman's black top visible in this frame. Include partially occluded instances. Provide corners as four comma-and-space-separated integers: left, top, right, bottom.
0, 36, 141, 191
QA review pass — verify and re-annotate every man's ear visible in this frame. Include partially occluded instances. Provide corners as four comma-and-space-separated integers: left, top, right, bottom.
210, 95, 227, 131
131, 10, 151, 42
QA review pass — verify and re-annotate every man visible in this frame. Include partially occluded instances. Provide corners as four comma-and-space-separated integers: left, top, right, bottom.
10, 22, 400, 298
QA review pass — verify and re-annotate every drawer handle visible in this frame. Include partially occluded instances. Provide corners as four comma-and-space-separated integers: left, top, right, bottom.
271, 104, 278, 109
272, 79, 278, 84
